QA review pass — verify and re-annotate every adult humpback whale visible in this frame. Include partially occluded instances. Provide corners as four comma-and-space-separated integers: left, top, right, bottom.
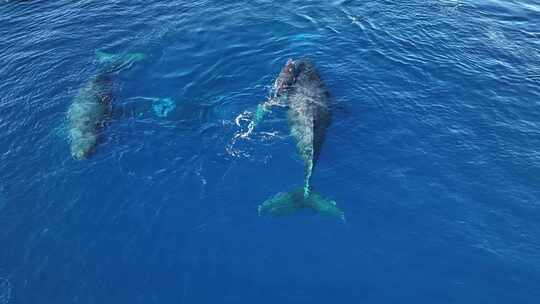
256, 59, 344, 220
67, 51, 144, 160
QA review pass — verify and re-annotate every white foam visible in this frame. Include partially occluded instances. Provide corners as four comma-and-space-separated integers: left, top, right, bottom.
233, 111, 255, 139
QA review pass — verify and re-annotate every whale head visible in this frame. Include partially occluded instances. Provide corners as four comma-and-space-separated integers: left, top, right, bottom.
69, 129, 97, 160
273, 59, 297, 98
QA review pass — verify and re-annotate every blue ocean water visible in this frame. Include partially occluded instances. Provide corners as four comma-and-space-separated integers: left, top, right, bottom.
1, 0, 539, 303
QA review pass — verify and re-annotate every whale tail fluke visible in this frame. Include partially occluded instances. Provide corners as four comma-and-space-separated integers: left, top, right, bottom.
258, 188, 345, 221
95, 50, 146, 73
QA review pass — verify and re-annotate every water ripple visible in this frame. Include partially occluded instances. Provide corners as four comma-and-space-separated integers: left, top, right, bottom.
0, 0, 539, 303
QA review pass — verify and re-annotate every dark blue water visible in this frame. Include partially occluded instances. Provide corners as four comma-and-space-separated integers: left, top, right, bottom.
1, 0, 539, 303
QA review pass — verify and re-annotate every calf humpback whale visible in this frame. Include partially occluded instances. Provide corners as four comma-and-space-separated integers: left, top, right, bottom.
67, 51, 144, 160
256, 59, 344, 220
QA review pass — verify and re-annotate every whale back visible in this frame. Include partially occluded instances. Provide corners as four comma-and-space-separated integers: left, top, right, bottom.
287, 60, 331, 167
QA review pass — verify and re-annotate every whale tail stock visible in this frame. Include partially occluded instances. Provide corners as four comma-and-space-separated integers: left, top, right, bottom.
258, 188, 345, 222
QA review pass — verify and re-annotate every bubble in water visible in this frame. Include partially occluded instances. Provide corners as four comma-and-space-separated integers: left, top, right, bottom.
0, 277, 12, 304
234, 110, 255, 139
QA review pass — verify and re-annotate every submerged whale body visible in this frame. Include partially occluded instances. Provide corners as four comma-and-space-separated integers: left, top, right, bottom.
257, 59, 344, 220
67, 68, 112, 159
67, 52, 144, 160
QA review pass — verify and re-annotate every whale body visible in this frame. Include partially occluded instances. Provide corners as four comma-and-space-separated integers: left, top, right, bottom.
257, 59, 344, 220
67, 70, 112, 159
67, 52, 144, 160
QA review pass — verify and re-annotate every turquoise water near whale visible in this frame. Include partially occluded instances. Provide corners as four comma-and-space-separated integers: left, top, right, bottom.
1, 0, 539, 303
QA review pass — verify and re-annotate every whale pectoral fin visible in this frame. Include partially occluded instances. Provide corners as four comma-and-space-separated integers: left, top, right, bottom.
95, 51, 120, 64
258, 188, 345, 221
96, 51, 146, 64
53, 120, 68, 139
95, 50, 146, 73
251, 96, 290, 130
111, 96, 176, 120
151, 97, 176, 118
252, 102, 272, 127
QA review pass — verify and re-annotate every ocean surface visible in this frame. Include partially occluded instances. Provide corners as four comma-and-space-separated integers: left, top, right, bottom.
1, 0, 539, 303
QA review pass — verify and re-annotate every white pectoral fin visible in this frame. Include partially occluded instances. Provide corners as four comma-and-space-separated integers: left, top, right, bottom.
253, 96, 288, 125
95, 51, 119, 64
253, 102, 271, 125
117, 96, 175, 118
95, 50, 146, 73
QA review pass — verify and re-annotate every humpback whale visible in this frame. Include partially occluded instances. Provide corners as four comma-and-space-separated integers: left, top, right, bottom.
256, 59, 344, 220
67, 51, 145, 160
